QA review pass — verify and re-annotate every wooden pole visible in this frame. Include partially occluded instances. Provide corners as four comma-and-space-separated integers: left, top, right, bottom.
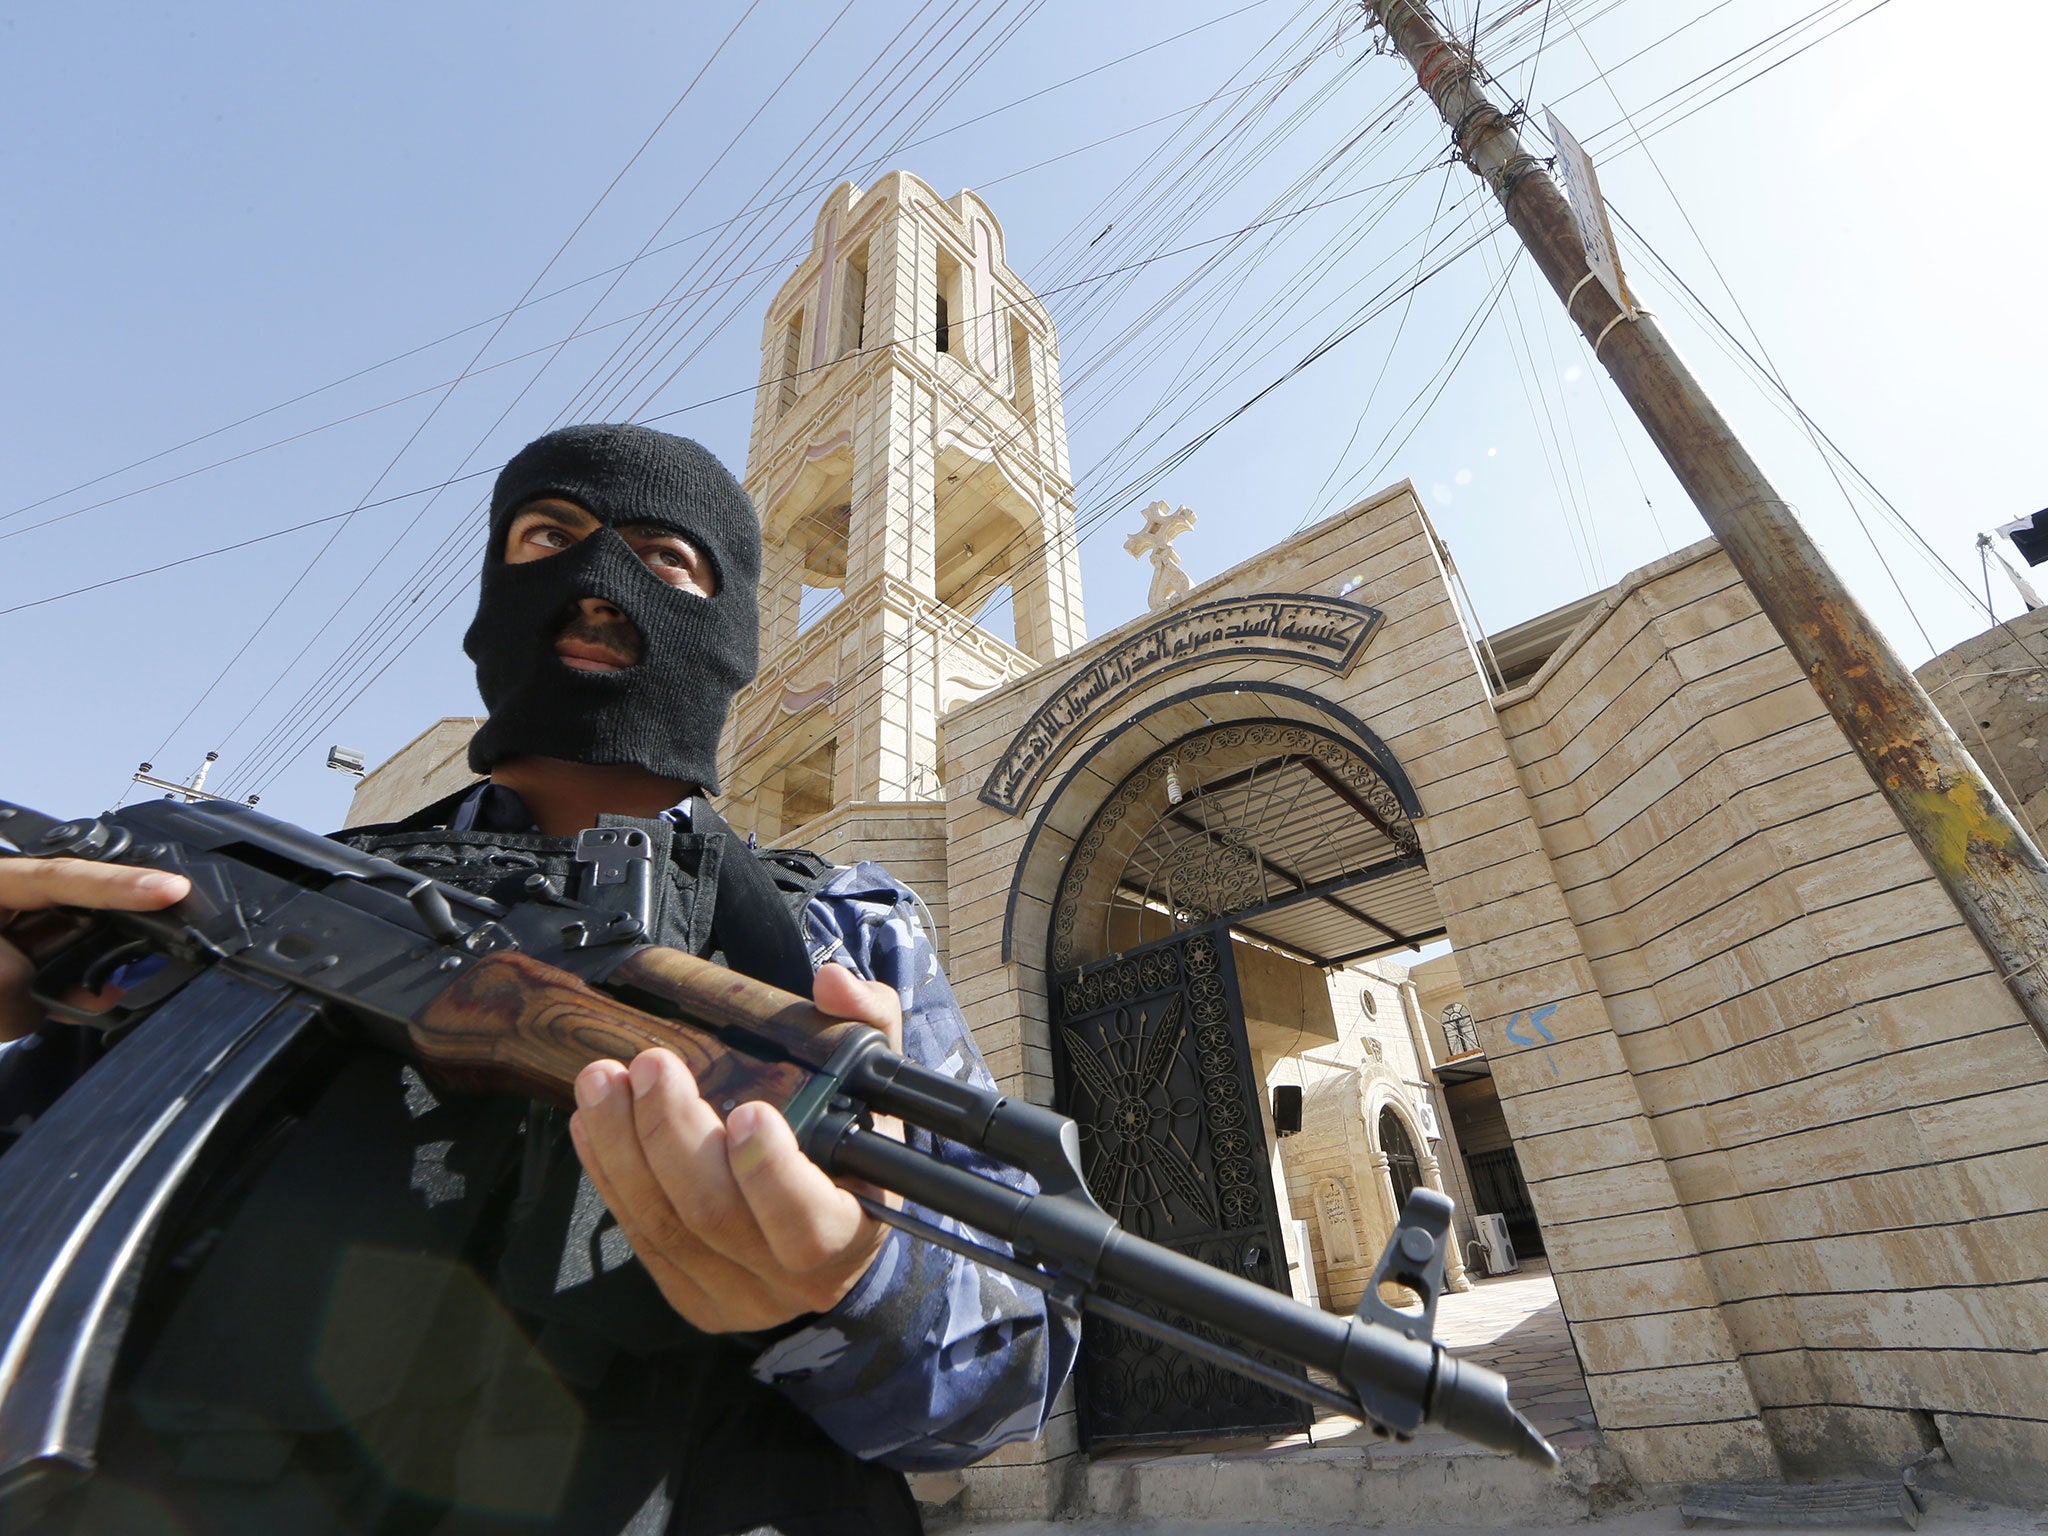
1366, 0, 2048, 1044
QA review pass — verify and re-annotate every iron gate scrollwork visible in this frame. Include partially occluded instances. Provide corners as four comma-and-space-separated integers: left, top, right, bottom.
1053, 926, 1311, 1447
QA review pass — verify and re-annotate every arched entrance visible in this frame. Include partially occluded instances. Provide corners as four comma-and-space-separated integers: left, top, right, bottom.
1046, 717, 1442, 1449
1047, 720, 1433, 972
1378, 1105, 1422, 1211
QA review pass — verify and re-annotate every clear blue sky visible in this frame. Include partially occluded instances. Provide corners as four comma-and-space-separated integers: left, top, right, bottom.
5, 0, 2040, 830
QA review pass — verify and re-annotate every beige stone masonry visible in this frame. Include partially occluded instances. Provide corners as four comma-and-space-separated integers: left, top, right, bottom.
935, 493, 1786, 1498
1487, 539, 2047, 1500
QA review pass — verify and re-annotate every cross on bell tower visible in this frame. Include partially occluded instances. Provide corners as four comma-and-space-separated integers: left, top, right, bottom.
720, 175, 1084, 892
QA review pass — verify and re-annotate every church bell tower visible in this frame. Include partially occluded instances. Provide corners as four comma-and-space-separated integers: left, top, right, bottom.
719, 175, 1083, 936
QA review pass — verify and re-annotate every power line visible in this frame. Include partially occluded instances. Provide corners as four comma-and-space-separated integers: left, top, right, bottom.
220, 0, 1282, 793
0, 468, 498, 618
232, 0, 1515, 794
235, 162, 1458, 798
141, 0, 772, 768
243, 132, 1495, 801
1580, 0, 1891, 156
141, 0, 1543, 793
8, 0, 1284, 535
220, 0, 1048, 794
1297, 160, 1458, 530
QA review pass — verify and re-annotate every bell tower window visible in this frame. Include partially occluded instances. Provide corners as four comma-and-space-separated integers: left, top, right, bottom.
776, 313, 803, 417
838, 247, 867, 358
935, 247, 962, 355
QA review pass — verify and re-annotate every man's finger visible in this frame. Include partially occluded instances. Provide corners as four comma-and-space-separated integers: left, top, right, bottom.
811, 963, 903, 1053
568, 1062, 759, 1315
625, 1049, 763, 1268
726, 1100, 875, 1285
0, 858, 188, 920
570, 1060, 709, 1267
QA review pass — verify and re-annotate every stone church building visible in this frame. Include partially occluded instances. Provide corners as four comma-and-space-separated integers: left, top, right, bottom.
351, 175, 2048, 1514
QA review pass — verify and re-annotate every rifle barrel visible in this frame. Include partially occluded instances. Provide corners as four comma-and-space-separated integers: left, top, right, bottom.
816, 1117, 1556, 1466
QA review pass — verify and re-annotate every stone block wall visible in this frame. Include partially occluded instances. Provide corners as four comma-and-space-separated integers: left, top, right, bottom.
933, 485, 1478, 1515
1485, 542, 2048, 1501
344, 717, 485, 828
1372, 550, 1780, 1488
1258, 957, 1476, 1312
1273, 1053, 1383, 1311
902, 486, 2044, 1512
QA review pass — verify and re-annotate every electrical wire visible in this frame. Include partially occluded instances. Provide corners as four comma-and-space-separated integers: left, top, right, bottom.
1297, 161, 1459, 530
248, 163, 1503, 802
217, 0, 1056, 793
141, 0, 773, 773
9, 0, 1284, 535
239, 178, 1463, 797
220, 12, 1343, 798
232, 0, 1540, 794
131, 0, 1557, 796
0, 468, 499, 618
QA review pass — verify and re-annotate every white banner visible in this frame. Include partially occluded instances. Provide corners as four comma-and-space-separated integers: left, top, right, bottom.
1547, 110, 1635, 315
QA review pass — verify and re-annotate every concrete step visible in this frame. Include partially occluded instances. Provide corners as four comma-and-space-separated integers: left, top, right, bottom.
942, 1495, 2045, 1536
1083, 1438, 1629, 1529
937, 1434, 1632, 1531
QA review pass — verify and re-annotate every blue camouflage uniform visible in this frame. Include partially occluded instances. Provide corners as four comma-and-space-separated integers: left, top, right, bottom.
753, 857, 1079, 1466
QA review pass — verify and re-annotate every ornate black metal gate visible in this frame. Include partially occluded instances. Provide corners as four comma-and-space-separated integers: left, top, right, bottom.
1052, 927, 1311, 1448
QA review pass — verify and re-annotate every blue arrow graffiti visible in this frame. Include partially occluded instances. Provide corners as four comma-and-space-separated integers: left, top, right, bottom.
1502, 1002, 1559, 1046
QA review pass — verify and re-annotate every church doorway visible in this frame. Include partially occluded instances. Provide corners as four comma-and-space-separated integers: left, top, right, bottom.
1378, 1105, 1423, 1211
1045, 716, 1445, 1450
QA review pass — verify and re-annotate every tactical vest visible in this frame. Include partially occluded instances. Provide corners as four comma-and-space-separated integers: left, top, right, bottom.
33, 790, 923, 1536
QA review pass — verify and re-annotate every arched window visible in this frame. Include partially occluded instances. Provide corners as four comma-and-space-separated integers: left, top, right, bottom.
1379, 1105, 1422, 1212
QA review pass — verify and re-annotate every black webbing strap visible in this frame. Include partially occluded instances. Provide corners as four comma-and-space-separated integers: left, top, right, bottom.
686, 801, 817, 1001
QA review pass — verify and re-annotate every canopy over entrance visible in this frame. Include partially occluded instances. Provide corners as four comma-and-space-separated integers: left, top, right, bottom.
1049, 721, 1443, 971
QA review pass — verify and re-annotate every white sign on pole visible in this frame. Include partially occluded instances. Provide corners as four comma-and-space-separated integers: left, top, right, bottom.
1546, 110, 1635, 315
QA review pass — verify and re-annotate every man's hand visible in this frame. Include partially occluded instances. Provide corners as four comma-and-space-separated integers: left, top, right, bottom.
0, 857, 190, 1042
567, 962, 904, 1335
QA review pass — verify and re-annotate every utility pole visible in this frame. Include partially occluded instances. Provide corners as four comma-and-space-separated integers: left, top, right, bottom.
1364, 0, 2048, 1044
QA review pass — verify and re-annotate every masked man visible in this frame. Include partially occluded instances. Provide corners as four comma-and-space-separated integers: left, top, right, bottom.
0, 424, 1077, 1535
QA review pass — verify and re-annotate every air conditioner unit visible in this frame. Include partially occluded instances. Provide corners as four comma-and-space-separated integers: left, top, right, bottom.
1473, 1213, 1519, 1276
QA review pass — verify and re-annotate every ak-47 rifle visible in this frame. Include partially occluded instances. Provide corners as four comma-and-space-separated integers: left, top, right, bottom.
0, 793, 1557, 1510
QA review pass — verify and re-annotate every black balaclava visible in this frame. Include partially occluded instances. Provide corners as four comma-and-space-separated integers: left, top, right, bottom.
463, 424, 760, 791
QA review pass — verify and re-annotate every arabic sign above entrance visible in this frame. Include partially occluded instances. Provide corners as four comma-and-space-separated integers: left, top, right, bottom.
978, 592, 1383, 815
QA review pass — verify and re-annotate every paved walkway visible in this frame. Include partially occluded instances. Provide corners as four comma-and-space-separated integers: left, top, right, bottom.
929, 1258, 1615, 1531
949, 1267, 2048, 1533
960, 1496, 2044, 1536
1421, 1255, 1598, 1453
1115, 1253, 1595, 1465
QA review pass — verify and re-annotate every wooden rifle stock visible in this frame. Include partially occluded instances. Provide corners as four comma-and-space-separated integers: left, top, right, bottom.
410, 948, 877, 1113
